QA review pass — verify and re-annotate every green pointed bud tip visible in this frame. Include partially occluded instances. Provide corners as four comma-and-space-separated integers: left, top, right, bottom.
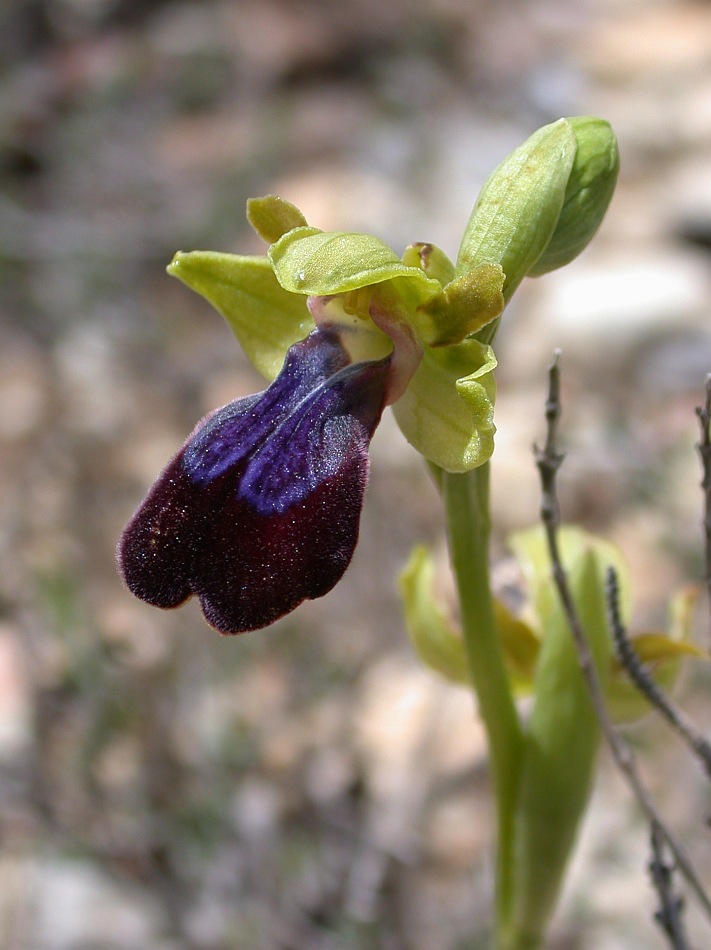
246, 195, 309, 245
401, 242, 456, 287
529, 117, 619, 276
455, 118, 577, 300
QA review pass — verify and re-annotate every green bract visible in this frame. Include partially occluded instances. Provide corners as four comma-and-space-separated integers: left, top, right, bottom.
167, 118, 619, 472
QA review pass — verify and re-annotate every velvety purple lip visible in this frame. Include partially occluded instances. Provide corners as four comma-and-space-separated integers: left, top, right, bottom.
117, 326, 391, 634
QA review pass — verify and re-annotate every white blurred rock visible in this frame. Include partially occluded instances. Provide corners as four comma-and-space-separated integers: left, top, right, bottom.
0, 626, 31, 758
489, 389, 548, 531
523, 247, 711, 364
354, 652, 485, 806
580, 4, 711, 83
663, 149, 711, 227
231, 777, 281, 842
4, 855, 169, 950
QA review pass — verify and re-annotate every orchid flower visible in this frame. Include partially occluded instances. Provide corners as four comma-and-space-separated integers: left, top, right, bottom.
118, 198, 503, 633
118, 117, 619, 635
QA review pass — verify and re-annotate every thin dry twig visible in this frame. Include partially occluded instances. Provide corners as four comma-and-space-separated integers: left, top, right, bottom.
606, 566, 711, 778
695, 374, 711, 649
649, 821, 691, 950
534, 352, 711, 928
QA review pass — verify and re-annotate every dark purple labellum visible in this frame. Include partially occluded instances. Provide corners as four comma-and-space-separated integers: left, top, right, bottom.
117, 327, 391, 634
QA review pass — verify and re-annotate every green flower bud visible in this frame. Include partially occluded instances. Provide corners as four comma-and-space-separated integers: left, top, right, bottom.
455, 119, 577, 300
455, 116, 619, 302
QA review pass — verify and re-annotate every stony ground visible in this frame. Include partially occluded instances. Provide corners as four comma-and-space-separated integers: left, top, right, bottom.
2, 0, 711, 948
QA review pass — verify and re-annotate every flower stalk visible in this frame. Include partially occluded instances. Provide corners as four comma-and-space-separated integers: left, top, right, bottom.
441, 463, 523, 940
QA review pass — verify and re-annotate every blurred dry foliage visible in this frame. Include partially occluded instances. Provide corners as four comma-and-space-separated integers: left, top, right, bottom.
2, 0, 711, 947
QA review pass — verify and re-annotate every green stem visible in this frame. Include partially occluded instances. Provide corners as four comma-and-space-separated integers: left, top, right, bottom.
442, 463, 523, 939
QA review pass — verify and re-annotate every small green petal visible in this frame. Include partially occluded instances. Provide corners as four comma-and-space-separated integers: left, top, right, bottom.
399, 545, 469, 685
401, 242, 456, 286
417, 262, 505, 346
455, 118, 577, 300
529, 117, 619, 276
246, 195, 309, 244
168, 251, 313, 381
392, 338, 496, 473
269, 227, 442, 304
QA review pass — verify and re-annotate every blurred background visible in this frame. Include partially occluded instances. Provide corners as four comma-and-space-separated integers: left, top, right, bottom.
2, 0, 711, 947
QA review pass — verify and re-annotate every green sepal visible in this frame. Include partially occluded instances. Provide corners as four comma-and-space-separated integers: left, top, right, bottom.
506, 543, 610, 947
392, 338, 497, 473
417, 263, 505, 346
529, 117, 619, 276
269, 227, 442, 306
399, 545, 469, 685
246, 195, 309, 245
167, 251, 313, 381
455, 118, 577, 300
401, 242, 456, 286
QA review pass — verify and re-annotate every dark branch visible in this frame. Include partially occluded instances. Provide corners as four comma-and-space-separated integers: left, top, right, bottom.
534, 353, 711, 930
606, 566, 711, 777
650, 822, 690, 950
696, 376, 711, 652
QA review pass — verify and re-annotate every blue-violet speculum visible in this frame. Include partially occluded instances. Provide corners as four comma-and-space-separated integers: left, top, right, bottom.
119, 323, 398, 633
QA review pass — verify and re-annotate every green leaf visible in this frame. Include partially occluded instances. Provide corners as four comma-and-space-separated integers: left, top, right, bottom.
507, 546, 610, 946
392, 338, 497, 473
399, 545, 469, 685
168, 251, 313, 380
246, 195, 309, 244
269, 227, 442, 305
455, 118, 577, 300
529, 117, 619, 276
